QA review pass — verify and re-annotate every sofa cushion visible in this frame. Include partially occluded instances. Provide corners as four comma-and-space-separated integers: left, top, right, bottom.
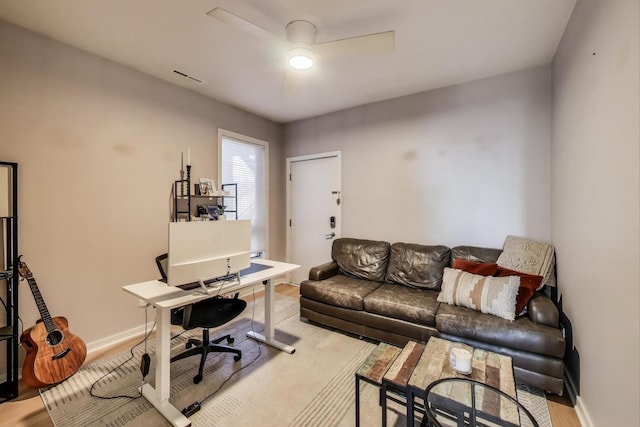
451, 246, 502, 264
436, 303, 565, 358
437, 267, 519, 321
363, 283, 439, 327
496, 235, 556, 287
331, 238, 390, 282
453, 259, 498, 276
495, 266, 543, 315
385, 243, 451, 290
300, 274, 382, 310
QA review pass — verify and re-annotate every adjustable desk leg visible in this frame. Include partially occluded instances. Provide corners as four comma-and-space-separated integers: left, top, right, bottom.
139, 307, 191, 427
246, 279, 295, 354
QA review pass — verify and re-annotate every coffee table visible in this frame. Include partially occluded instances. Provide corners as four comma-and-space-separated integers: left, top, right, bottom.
405, 337, 516, 427
424, 377, 539, 427
356, 337, 520, 427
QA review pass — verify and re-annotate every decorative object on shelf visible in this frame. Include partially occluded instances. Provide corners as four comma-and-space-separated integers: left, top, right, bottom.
173, 153, 192, 221
194, 183, 201, 195
217, 204, 227, 220
180, 152, 185, 196
207, 205, 220, 220
199, 178, 215, 196
179, 149, 191, 196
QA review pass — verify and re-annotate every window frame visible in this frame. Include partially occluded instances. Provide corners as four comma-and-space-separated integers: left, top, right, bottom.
217, 128, 270, 258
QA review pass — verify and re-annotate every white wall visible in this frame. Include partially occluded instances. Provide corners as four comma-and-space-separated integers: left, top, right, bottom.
285, 66, 551, 249
551, 1, 640, 426
0, 20, 285, 348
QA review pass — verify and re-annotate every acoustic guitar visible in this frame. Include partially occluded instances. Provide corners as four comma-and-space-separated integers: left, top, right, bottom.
18, 258, 87, 388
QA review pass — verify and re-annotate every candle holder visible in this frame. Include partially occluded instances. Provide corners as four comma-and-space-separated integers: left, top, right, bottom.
180, 168, 185, 196
186, 165, 191, 195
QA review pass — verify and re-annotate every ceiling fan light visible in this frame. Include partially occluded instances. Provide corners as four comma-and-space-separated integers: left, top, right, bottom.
288, 47, 315, 70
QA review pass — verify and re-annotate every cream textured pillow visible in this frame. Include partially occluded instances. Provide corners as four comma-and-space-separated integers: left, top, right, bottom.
437, 267, 520, 321
496, 235, 555, 287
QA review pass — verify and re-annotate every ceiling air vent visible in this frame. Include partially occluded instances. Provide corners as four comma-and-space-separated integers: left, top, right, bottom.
172, 69, 203, 83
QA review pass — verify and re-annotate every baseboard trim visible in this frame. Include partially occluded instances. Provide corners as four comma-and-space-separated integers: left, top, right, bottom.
575, 395, 594, 427
86, 322, 153, 355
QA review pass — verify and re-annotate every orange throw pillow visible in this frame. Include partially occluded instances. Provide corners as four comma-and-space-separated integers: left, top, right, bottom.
495, 267, 543, 315
453, 259, 499, 276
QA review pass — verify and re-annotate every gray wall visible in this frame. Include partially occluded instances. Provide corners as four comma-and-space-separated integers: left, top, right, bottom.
285, 66, 551, 249
551, 0, 640, 425
0, 20, 285, 348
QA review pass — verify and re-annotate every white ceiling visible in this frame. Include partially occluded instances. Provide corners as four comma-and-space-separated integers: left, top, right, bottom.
0, 0, 576, 124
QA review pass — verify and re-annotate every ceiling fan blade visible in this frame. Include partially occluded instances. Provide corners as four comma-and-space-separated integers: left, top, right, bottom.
206, 7, 279, 42
314, 30, 395, 59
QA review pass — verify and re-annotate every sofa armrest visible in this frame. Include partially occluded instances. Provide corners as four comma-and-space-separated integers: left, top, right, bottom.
527, 292, 559, 328
308, 261, 339, 281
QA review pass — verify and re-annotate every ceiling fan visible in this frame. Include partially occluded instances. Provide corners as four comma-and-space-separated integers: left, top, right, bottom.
206, 7, 395, 94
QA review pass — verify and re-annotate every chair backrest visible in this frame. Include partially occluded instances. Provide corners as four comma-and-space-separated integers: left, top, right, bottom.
156, 253, 168, 282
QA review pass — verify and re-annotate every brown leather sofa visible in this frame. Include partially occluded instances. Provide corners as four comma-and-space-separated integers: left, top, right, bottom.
299, 238, 565, 395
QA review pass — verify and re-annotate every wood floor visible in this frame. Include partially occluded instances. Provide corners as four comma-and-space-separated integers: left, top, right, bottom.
0, 284, 580, 427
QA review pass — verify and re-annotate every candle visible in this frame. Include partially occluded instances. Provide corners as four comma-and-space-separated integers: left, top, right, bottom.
188, 147, 191, 165
181, 152, 184, 170
450, 348, 472, 373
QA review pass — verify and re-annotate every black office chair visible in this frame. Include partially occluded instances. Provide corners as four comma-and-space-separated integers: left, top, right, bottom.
155, 254, 247, 384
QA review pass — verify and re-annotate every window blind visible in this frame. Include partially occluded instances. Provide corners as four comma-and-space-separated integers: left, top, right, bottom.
221, 137, 266, 255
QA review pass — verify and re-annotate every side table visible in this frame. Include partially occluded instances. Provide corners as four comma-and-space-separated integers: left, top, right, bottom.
382, 341, 426, 426
354, 342, 401, 427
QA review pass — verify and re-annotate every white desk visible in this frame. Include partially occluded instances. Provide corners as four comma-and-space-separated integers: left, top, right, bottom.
123, 258, 299, 427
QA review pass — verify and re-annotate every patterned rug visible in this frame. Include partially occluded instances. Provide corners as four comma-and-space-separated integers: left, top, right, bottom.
39, 294, 552, 426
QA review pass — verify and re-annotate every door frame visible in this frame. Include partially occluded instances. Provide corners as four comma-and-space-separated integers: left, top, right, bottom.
286, 151, 342, 271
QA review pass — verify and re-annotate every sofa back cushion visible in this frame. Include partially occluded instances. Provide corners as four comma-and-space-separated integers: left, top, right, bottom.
331, 238, 390, 281
451, 246, 502, 264
385, 243, 451, 290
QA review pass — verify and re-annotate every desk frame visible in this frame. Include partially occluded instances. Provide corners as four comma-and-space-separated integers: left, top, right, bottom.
123, 259, 299, 427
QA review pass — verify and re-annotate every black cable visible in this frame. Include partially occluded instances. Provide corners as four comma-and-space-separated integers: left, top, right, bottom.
89, 307, 156, 400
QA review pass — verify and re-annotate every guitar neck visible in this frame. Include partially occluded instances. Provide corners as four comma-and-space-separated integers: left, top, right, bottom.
26, 277, 56, 332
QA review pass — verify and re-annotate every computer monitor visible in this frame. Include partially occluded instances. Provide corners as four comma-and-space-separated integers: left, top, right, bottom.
167, 220, 251, 293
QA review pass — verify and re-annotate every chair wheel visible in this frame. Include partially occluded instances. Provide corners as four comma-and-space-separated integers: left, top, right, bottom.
194, 374, 203, 384
227, 337, 235, 344
185, 342, 193, 349
234, 354, 241, 362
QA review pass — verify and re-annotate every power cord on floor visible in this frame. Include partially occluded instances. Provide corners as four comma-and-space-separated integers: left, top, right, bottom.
90, 306, 156, 400
181, 285, 264, 417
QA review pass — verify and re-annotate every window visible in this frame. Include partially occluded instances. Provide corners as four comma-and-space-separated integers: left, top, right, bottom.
218, 129, 268, 257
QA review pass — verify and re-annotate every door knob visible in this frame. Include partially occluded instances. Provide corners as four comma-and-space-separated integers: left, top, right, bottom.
325, 232, 336, 239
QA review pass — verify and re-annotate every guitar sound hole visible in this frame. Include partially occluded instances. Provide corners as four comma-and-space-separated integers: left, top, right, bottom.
46, 330, 64, 346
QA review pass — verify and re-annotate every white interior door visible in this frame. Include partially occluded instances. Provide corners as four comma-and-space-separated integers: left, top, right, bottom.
287, 152, 341, 284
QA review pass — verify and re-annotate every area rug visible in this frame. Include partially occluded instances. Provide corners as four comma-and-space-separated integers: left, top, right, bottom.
40, 294, 552, 426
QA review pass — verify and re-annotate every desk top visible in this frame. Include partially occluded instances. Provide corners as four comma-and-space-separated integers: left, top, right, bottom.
123, 258, 299, 309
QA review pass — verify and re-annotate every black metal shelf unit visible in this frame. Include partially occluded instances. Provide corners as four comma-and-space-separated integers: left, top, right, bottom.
172, 176, 238, 222
221, 183, 238, 220
0, 162, 18, 403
